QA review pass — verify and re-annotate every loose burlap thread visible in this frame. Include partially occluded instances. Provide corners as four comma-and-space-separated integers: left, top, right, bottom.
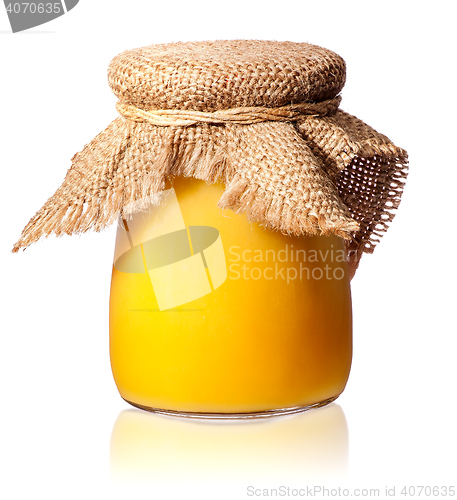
12, 40, 408, 277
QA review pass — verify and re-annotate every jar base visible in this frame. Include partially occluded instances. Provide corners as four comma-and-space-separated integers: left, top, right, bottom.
122, 395, 340, 420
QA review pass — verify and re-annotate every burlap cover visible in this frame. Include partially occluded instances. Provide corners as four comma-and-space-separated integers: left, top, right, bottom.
13, 40, 408, 276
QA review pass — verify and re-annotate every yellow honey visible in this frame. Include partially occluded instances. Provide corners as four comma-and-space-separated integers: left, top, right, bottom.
109, 177, 352, 416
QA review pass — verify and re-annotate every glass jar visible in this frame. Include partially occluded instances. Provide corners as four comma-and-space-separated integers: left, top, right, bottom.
109, 177, 352, 418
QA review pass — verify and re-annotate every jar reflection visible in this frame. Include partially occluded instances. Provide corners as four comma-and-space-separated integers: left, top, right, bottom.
110, 404, 348, 482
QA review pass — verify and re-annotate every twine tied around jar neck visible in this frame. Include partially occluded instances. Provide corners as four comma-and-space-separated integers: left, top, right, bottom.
115, 96, 342, 127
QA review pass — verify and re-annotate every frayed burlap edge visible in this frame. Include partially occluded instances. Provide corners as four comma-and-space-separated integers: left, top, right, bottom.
12, 110, 408, 278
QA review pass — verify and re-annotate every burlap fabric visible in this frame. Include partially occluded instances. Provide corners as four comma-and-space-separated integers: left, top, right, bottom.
12, 40, 408, 276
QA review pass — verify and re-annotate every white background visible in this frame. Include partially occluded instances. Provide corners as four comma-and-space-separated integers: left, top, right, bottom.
1, 1, 456, 499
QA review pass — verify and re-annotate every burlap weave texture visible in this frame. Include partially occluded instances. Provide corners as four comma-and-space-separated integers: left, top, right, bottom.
13, 40, 408, 275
